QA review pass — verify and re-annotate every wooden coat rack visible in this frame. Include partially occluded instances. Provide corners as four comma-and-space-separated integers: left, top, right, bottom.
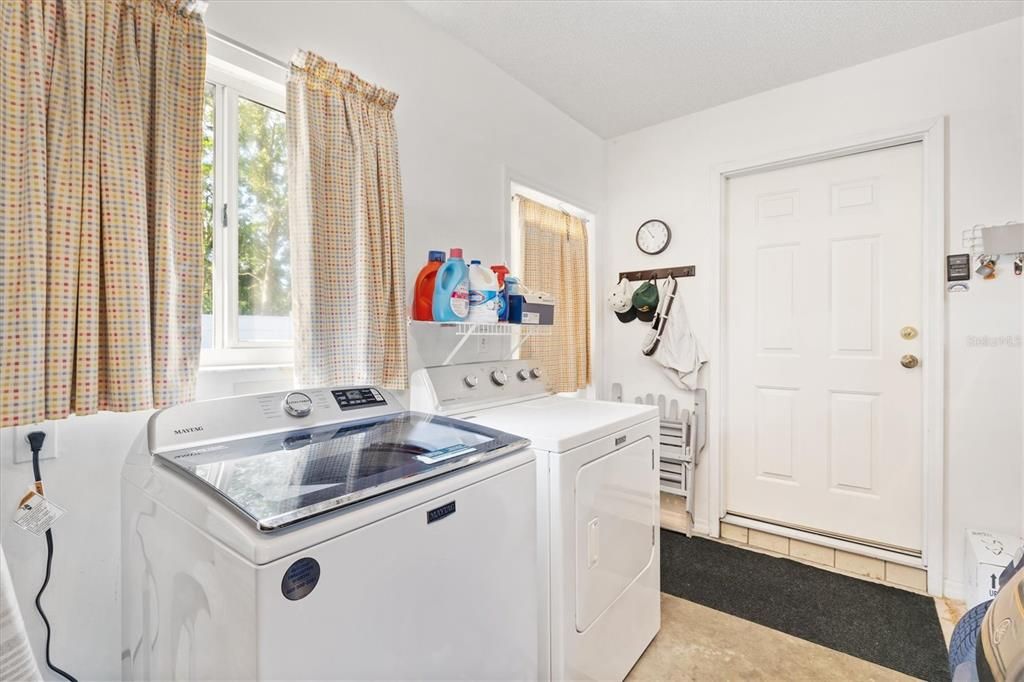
618, 265, 695, 281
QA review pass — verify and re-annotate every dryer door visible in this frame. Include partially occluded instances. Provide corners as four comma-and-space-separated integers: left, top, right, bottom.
574, 436, 656, 631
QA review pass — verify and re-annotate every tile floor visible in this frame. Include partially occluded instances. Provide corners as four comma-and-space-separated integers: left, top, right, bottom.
626, 592, 964, 680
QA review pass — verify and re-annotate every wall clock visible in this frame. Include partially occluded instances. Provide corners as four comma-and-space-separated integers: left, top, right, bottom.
635, 219, 671, 255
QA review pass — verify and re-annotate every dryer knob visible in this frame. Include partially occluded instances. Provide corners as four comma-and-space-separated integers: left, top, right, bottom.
530, 367, 543, 380
516, 369, 530, 381
463, 374, 479, 389
490, 370, 508, 386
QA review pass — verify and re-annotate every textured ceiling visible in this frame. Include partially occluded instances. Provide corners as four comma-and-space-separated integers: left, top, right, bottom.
407, 0, 1023, 138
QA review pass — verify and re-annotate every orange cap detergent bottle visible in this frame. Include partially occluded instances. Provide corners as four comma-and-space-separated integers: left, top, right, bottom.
491, 265, 511, 321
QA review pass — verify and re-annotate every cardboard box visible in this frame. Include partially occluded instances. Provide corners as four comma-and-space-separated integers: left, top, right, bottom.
964, 529, 1023, 608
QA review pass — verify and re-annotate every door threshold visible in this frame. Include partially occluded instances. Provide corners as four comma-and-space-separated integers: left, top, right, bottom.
722, 513, 924, 569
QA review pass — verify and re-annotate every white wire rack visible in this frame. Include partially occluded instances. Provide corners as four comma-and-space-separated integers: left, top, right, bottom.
408, 320, 553, 365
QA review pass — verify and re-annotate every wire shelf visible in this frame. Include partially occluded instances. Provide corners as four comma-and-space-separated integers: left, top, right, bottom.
408, 319, 554, 364
408, 320, 554, 337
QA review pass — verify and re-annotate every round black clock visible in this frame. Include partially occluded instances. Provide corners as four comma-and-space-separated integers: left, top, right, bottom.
635, 219, 671, 255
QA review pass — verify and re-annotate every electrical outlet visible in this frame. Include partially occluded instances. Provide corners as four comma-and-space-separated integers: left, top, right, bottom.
12, 422, 59, 464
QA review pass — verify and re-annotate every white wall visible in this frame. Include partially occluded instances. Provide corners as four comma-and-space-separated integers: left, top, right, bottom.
0, 3, 605, 679
603, 18, 1024, 597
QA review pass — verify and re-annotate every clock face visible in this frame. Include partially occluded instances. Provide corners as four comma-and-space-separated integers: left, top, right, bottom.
636, 219, 671, 255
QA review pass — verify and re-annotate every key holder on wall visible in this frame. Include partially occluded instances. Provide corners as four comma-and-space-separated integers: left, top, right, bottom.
618, 265, 695, 281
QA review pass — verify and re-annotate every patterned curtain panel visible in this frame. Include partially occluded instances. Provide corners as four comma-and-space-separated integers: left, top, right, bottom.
0, 0, 207, 427
287, 51, 407, 390
519, 197, 591, 393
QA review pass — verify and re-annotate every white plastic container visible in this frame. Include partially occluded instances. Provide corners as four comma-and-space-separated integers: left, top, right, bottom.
964, 529, 1023, 607
468, 260, 500, 323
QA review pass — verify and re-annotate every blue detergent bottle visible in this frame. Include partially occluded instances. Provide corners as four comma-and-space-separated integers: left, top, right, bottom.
432, 248, 470, 321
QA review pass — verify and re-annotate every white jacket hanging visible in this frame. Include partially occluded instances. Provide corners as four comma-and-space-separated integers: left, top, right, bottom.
641, 277, 707, 390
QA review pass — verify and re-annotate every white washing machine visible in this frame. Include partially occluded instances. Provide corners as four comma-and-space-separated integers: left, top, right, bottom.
122, 385, 539, 680
411, 361, 661, 681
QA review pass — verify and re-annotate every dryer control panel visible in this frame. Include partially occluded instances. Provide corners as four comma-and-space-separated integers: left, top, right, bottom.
410, 360, 550, 414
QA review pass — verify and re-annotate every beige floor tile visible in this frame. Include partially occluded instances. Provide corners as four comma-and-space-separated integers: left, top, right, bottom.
748, 529, 789, 554
790, 539, 836, 566
885, 563, 927, 592
627, 593, 914, 682
720, 522, 749, 544
835, 549, 886, 580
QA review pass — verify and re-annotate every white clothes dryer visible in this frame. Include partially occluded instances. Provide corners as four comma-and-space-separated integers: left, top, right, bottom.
411, 361, 661, 681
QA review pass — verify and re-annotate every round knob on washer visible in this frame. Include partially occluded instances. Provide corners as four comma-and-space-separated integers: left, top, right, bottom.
282, 391, 313, 418
463, 375, 479, 388
490, 370, 508, 386
517, 369, 530, 381
530, 367, 543, 379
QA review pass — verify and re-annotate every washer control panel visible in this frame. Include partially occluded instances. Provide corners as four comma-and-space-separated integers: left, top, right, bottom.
149, 385, 400, 455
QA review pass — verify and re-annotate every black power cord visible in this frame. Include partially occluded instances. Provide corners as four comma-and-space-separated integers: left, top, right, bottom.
26, 431, 77, 682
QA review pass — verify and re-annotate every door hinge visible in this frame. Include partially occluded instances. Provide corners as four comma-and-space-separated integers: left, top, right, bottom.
652, 526, 656, 545
221, 203, 228, 228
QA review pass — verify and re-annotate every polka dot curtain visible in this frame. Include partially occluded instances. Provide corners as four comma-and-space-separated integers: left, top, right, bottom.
287, 51, 408, 390
1, 0, 207, 427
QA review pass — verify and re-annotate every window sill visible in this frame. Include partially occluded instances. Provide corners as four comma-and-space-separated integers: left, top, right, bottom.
200, 345, 293, 368
199, 363, 293, 373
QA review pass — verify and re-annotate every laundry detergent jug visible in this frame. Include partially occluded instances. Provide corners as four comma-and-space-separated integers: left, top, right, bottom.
468, 260, 499, 323
491, 264, 510, 321
432, 248, 470, 321
413, 250, 446, 320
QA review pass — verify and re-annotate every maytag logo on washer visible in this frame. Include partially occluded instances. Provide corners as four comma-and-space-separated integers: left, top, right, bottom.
173, 425, 204, 435
427, 501, 457, 524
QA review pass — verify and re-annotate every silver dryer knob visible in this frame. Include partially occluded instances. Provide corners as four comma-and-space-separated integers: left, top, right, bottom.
530, 367, 543, 380
516, 369, 530, 381
490, 370, 508, 386
464, 375, 479, 388
282, 391, 313, 417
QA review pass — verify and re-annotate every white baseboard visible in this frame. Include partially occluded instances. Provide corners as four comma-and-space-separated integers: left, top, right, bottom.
943, 580, 965, 601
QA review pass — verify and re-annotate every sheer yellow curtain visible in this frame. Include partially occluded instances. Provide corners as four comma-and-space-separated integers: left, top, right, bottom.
518, 196, 591, 393
287, 51, 407, 389
0, 0, 207, 426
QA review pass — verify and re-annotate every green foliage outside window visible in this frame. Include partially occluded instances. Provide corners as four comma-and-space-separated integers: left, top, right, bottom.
200, 86, 290, 327
237, 97, 289, 318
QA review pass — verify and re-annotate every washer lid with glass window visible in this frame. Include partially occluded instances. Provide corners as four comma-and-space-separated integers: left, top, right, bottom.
155, 411, 529, 531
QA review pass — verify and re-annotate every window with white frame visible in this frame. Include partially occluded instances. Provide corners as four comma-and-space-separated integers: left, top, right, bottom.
201, 59, 292, 365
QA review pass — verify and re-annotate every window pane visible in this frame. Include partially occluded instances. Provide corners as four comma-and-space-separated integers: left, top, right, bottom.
236, 97, 291, 343
201, 83, 215, 349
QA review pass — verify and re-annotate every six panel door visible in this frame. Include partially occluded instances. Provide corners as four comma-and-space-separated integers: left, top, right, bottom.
724, 143, 924, 553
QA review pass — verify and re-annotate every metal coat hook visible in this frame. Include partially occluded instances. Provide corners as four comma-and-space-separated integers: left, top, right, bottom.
619, 266, 696, 281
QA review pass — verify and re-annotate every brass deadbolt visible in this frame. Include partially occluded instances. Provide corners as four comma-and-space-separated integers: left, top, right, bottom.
900, 354, 920, 369
900, 326, 918, 340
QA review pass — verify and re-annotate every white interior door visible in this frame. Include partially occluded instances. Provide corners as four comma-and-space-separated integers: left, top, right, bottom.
724, 143, 924, 553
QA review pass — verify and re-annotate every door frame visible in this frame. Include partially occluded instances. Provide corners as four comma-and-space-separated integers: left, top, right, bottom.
707, 117, 947, 595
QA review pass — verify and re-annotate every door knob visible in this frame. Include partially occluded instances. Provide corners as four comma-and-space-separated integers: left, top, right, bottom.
900, 354, 920, 369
